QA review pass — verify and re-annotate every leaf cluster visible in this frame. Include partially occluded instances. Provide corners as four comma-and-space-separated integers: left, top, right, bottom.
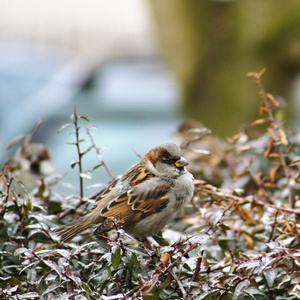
1, 70, 300, 299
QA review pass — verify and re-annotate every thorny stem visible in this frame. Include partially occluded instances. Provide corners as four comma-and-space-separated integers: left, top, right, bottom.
73, 107, 84, 201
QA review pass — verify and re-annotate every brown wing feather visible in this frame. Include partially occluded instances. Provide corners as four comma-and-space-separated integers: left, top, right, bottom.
92, 163, 155, 204
94, 164, 170, 234
122, 163, 156, 186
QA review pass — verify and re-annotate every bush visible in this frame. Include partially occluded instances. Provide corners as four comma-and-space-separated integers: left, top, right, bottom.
1, 70, 300, 299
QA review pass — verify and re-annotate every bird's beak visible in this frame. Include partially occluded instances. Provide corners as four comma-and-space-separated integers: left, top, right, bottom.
175, 157, 189, 167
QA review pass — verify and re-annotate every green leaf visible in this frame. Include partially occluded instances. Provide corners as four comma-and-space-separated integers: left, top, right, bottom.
152, 234, 169, 246
233, 280, 248, 300
27, 268, 37, 284
78, 115, 90, 122
19, 292, 40, 298
131, 252, 140, 271
264, 268, 278, 288
81, 145, 93, 156
19, 261, 39, 276
155, 279, 171, 296
111, 247, 121, 270
81, 281, 93, 295
219, 292, 233, 300
70, 161, 78, 169
14, 247, 29, 257
93, 164, 103, 170
43, 260, 62, 278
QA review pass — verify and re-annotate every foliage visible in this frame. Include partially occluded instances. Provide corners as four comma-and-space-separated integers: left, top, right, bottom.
1, 70, 300, 299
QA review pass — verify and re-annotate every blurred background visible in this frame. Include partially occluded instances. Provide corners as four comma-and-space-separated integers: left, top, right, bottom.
1, 0, 300, 193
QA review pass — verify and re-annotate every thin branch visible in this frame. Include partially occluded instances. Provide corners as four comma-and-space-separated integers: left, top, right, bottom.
86, 126, 115, 181
73, 107, 84, 200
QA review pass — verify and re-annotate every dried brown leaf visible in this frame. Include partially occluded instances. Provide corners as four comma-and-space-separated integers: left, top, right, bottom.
296, 173, 300, 183
285, 216, 292, 232
264, 140, 274, 158
239, 253, 250, 260
249, 278, 259, 289
251, 118, 267, 126
267, 93, 280, 107
193, 179, 206, 185
291, 277, 300, 284
236, 207, 255, 224
224, 252, 231, 264
244, 234, 255, 249
254, 172, 263, 184
270, 165, 280, 183
275, 233, 286, 241
267, 127, 278, 142
279, 128, 288, 146
288, 284, 300, 297
160, 253, 170, 268
247, 68, 266, 78
233, 172, 247, 182
289, 160, 300, 167
256, 205, 264, 220
269, 153, 281, 158
240, 146, 251, 152
190, 197, 196, 208
247, 72, 255, 77
232, 133, 243, 142
278, 274, 291, 289
202, 257, 209, 268
264, 182, 276, 188
287, 144, 293, 154
204, 184, 215, 190
229, 262, 236, 274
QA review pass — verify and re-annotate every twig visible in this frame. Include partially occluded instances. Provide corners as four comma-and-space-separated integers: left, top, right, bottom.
169, 270, 187, 299
196, 183, 300, 215
73, 107, 84, 200
86, 126, 115, 181
248, 70, 293, 208
159, 243, 197, 277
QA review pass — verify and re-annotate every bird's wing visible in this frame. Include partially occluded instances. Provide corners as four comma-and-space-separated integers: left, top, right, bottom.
93, 164, 171, 233
93, 163, 156, 205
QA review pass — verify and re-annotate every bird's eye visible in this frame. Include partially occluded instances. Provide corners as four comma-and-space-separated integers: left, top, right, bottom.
164, 157, 173, 164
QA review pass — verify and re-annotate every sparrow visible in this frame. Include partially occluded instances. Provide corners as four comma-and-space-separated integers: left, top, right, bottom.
1, 142, 54, 195
53, 143, 194, 243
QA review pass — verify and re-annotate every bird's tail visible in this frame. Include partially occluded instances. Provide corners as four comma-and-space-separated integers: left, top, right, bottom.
53, 215, 94, 243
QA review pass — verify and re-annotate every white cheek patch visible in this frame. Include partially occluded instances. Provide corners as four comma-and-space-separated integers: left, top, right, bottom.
19, 158, 31, 171
40, 160, 55, 176
144, 160, 158, 175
